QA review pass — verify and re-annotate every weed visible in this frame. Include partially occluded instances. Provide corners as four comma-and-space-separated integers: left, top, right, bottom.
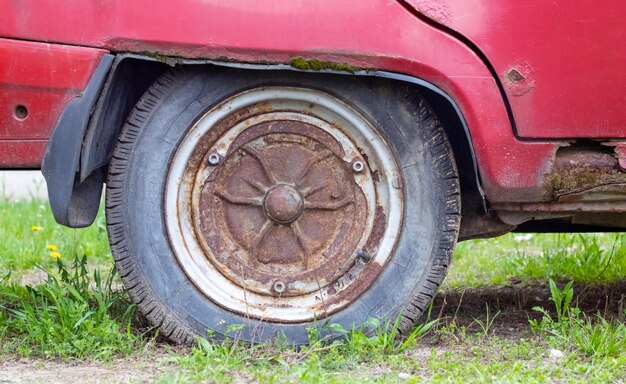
436, 304, 501, 344
530, 279, 626, 357
437, 321, 471, 343
472, 304, 501, 342
327, 315, 438, 355
0, 254, 142, 359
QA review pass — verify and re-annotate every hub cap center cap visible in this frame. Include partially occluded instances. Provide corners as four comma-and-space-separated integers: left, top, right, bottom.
264, 184, 304, 224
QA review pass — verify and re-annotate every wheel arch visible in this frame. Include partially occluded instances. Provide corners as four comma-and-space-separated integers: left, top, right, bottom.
47, 54, 485, 228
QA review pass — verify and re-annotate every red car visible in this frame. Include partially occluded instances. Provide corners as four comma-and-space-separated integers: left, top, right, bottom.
1, 1, 624, 344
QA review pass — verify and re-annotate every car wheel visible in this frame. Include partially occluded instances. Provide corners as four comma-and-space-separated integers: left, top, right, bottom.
106, 67, 460, 344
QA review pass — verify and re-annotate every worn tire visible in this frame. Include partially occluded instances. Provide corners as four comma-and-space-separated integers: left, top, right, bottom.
106, 67, 460, 344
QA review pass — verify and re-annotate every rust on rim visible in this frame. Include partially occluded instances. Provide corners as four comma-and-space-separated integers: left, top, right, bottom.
165, 87, 404, 322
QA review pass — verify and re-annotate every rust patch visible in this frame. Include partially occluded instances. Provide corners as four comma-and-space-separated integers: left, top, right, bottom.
546, 146, 626, 202
494, 143, 626, 216
616, 145, 626, 170
364, 205, 387, 255
603, 142, 626, 170
502, 62, 535, 97
507, 69, 525, 83
196, 120, 368, 297
493, 201, 626, 213
370, 169, 380, 183
313, 261, 383, 312
172, 89, 402, 323
312, 208, 390, 314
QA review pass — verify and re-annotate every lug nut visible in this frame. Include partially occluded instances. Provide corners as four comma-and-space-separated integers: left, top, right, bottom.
357, 248, 371, 262
208, 152, 221, 166
272, 280, 286, 294
352, 160, 364, 173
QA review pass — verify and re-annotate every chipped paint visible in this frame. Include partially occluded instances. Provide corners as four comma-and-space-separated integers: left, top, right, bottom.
603, 142, 626, 170
405, 0, 453, 26
502, 62, 535, 97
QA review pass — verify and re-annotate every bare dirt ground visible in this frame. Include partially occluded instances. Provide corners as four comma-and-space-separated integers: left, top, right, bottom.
1, 281, 624, 383
0, 358, 166, 384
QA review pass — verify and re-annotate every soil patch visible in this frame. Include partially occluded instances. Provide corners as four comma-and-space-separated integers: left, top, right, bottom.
0, 352, 176, 384
431, 280, 626, 338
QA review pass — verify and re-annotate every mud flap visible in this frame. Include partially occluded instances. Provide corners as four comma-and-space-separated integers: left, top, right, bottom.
42, 54, 114, 227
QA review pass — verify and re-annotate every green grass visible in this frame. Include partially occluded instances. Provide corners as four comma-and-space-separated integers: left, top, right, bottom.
424, 337, 626, 384
0, 198, 143, 359
530, 280, 626, 358
449, 233, 626, 287
0, 197, 625, 382
0, 255, 143, 359
0, 199, 111, 272
160, 317, 626, 383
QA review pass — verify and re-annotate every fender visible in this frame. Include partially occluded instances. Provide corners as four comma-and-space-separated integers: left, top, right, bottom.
1, 0, 560, 223
70, 54, 487, 227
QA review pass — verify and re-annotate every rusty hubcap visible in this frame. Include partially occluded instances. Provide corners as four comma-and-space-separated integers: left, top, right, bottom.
165, 87, 403, 322
195, 120, 368, 297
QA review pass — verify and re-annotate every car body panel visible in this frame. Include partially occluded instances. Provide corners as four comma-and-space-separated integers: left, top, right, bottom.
0, 38, 105, 167
0, 0, 621, 207
404, 0, 626, 139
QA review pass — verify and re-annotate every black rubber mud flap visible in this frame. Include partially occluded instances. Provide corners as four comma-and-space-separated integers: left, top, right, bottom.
42, 54, 114, 228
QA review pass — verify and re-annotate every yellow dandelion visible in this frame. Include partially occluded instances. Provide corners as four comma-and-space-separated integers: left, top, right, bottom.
46, 244, 58, 251
49, 251, 61, 259
31, 225, 42, 231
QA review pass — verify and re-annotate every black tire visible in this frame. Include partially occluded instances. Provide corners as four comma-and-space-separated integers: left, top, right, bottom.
106, 67, 460, 344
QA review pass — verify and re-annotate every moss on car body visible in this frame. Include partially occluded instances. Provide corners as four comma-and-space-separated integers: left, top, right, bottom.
289, 57, 361, 73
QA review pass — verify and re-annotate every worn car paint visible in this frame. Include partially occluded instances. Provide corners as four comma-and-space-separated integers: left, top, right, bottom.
0, 0, 623, 208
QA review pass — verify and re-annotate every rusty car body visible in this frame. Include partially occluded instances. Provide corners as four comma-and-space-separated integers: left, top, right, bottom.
1, 0, 624, 343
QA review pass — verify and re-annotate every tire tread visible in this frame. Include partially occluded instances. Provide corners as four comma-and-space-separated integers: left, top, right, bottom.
106, 68, 195, 344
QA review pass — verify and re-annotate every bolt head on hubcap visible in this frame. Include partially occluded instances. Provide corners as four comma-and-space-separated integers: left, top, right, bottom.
264, 184, 304, 224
